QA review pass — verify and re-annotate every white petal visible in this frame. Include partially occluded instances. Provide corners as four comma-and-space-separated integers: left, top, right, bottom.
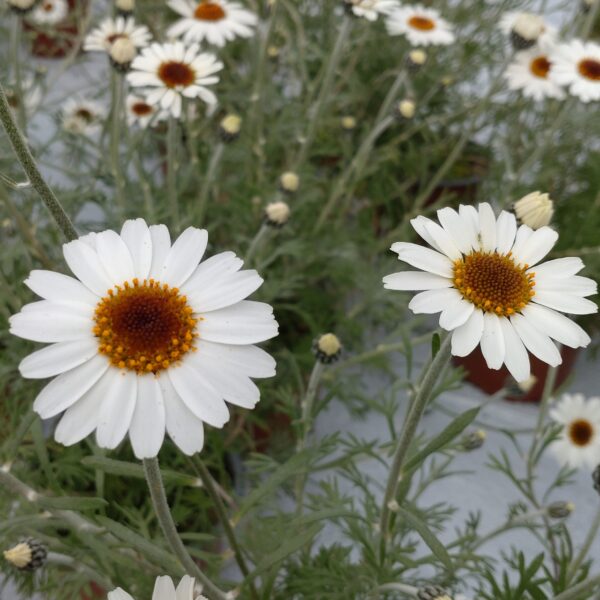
410, 216, 444, 252
423, 220, 463, 261
129, 375, 165, 459
437, 207, 476, 254
533, 292, 598, 315
95, 230, 135, 284
121, 219, 152, 279
181, 252, 243, 296
509, 225, 534, 260
25, 270, 98, 306
478, 203, 497, 252
199, 341, 276, 378
522, 304, 591, 348
536, 275, 597, 297
458, 204, 480, 248
390, 242, 453, 278
148, 224, 172, 279
158, 227, 208, 286
409, 288, 459, 315
161, 375, 204, 455
495, 211, 517, 255
439, 295, 474, 331
19, 339, 99, 379
108, 589, 135, 600
188, 270, 263, 313
480, 312, 505, 370
153, 577, 176, 600
532, 257, 584, 279
10, 310, 92, 343
513, 226, 558, 267
176, 576, 195, 600
168, 361, 229, 427
451, 309, 484, 357
510, 313, 562, 367
63, 239, 113, 296
499, 317, 530, 383
96, 370, 138, 449
383, 271, 453, 291
33, 355, 109, 419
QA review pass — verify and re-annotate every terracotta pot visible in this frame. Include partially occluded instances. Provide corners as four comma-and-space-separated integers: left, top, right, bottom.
454, 346, 579, 403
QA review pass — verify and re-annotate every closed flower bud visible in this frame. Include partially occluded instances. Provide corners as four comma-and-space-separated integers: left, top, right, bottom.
511, 13, 546, 50
461, 429, 486, 451
279, 171, 300, 194
7, 0, 38, 13
313, 333, 342, 364
592, 464, 600, 495
265, 201, 290, 227
341, 115, 357, 131
267, 45, 281, 60
441, 75, 453, 87
109, 37, 137, 71
514, 191, 554, 229
517, 374, 537, 393
547, 500, 575, 519
3, 538, 47, 571
219, 114, 242, 142
395, 99, 416, 120
417, 585, 453, 600
407, 49, 427, 71
115, 0, 135, 13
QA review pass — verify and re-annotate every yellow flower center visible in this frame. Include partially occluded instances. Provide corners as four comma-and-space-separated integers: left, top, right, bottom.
408, 15, 436, 31
530, 56, 551, 78
569, 419, 594, 447
93, 278, 198, 374
194, 1, 226, 21
578, 58, 600, 81
158, 61, 196, 88
453, 251, 535, 316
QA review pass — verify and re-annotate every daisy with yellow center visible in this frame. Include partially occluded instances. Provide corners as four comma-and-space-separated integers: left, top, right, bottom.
127, 42, 223, 118
61, 97, 106, 136
84, 16, 151, 54
550, 394, 600, 469
9, 219, 278, 459
383, 203, 597, 382
167, 0, 257, 47
550, 40, 600, 103
385, 5, 455, 47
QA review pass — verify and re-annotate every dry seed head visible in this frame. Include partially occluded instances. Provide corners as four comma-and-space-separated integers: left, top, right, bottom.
514, 191, 554, 229
265, 201, 291, 227
279, 171, 300, 193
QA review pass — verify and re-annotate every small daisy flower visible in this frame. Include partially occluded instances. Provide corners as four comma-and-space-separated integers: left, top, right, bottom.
127, 41, 223, 119
5, 73, 42, 116
550, 394, 600, 469
499, 11, 557, 49
84, 16, 151, 54
126, 94, 166, 128
383, 203, 597, 382
61, 98, 106, 136
344, 0, 401, 22
504, 45, 565, 101
9, 219, 278, 459
550, 40, 600, 103
167, 0, 257, 47
385, 5, 455, 47
29, 0, 68, 25
109, 576, 207, 600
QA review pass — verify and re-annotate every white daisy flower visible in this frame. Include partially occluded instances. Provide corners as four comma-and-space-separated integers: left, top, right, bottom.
126, 94, 167, 128
29, 0, 68, 25
550, 394, 600, 469
550, 40, 600, 103
504, 45, 566, 101
109, 575, 207, 600
383, 203, 597, 382
9, 219, 278, 459
127, 41, 223, 119
61, 98, 106, 136
167, 0, 257, 47
385, 5, 455, 47
84, 16, 151, 54
5, 73, 43, 116
499, 11, 557, 49
345, 0, 401, 22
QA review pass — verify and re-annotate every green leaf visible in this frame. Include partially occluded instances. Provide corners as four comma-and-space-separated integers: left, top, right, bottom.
403, 406, 480, 476
431, 332, 441, 358
394, 505, 453, 571
38, 496, 108, 511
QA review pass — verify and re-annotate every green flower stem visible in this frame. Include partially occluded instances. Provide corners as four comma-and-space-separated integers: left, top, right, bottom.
582, 0, 600, 39
292, 16, 353, 171
10, 15, 26, 131
374, 70, 407, 126
245, 223, 270, 267
197, 141, 225, 226
552, 572, 600, 600
142, 457, 228, 600
46, 552, 114, 591
132, 151, 156, 220
567, 506, 600, 583
166, 116, 180, 230
379, 334, 453, 562
0, 81, 78, 241
195, 460, 259, 600
109, 72, 126, 217
372, 582, 418, 597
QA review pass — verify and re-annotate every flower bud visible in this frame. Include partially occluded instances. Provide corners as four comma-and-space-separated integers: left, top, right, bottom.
514, 191, 553, 229
7, 0, 38, 13
3, 538, 47, 571
547, 500, 575, 519
417, 585, 453, 600
109, 37, 137, 71
510, 13, 546, 50
341, 115, 357, 131
267, 45, 281, 60
517, 374, 537, 393
115, 0, 135, 13
461, 429, 486, 451
313, 333, 342, 364
219, 114, 242, 142
395, 99, 416, 120
407, 49, 427, 72
279, 171, 300, 194
265, 201, 290, 227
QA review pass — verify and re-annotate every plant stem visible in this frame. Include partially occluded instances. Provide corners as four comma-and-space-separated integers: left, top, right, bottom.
0, 82, 77, 241
197, 141, 225, 226
10, 15, 26, 131
109, 72, 126, 217
374, 70, 407, 126
167, 116, 180, 230
195, 460, 259, 600
567, 506, 600, 583
245, 223, 270, 266
378, 334, 453, 562
142, 457, 228, 600
552, 572, 600, 600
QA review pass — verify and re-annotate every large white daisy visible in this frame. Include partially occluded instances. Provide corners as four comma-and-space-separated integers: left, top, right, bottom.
167, 0, 257, 47
550, 40, 600, 103
385, 5, 455, 47
127, 42, 223, 119
383, 203, 597, 382
84, 16, 151, 54
345, 0, 401, 22
109, 575, 206, 600
504, 45, 566, 101
29, 0, 68, 25
9, 219, 278, 459
550, 394, 600, 469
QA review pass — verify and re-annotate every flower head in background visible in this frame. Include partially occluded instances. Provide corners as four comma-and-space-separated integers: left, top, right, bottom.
167, 0, 257, 47
550, 40, 600, 103
127, 42, 223, 118
6, 0, 38, 14
5, 73, 42, 116
29, 0, 68, 25
386, 5, 455, 47
9, 219, 278, 459
61, 98, 106, 136
504, 45, 565, 101
344, 0, 401, 22
84, 17, 151, 55
499, 11, 556, 49
109, 576, 207, 600
3, 538, 47, 571
383, 203, 597, 382
126, 94, 166, 128
550, 394, 600, 469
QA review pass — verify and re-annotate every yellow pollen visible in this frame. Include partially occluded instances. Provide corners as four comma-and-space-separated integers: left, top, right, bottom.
453, 251, 535, 316
93, 278, 198, 374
